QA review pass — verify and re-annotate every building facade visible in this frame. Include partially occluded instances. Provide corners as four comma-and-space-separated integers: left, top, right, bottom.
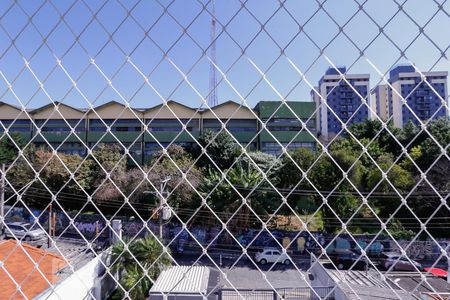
0, 100, 317, 164
254, 101, 317, 155
371, 84, 389, 121
314, 67, 370, 140
387, 65, 448, 127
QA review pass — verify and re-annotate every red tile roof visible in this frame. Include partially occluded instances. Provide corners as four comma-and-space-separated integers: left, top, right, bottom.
0, 240, 67, 299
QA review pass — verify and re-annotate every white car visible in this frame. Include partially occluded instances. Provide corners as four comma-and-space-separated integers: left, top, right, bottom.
255, 248, 291, 265
380, 252, 422, 271
5, 222, 46, 241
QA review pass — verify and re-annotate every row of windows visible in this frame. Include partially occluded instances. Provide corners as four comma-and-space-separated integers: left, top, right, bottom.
1, 118, 319, 135
261, 142, 316, 155
29, 139, 314, 157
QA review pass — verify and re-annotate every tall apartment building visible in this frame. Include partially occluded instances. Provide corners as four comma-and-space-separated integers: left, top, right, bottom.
386, 65, 448, 128
371, 84, 389, 121
313, 67, 370, 140
0, 100, 317, 164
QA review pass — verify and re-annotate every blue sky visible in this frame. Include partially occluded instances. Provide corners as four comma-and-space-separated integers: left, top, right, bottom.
0, 0, 449, 110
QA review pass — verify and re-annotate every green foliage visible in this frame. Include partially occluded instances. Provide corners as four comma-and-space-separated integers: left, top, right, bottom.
8, 145, 93, 193
241, 151, 281, 181
111, 236, 171, 300
278, 148, 317, 214
366, 153, 414, 192
417, 118, 450, 167
201, 162, 266, 229
196, 130, 240, 170
4, 117, 450, 236
0, 132, 25, 164
147, 145, 202, 208
91, 144, 128, 201
388, 219, 415, 240
310, 150, 363, 232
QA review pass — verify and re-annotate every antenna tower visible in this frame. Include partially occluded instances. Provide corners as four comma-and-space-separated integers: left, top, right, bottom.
208, 0, 218, 107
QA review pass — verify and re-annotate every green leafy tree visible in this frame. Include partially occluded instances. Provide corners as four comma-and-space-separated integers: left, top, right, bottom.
90, 144, 127, 200
416, 118, 450, 168
277, 148, 317, 214
195, 130, 240, 170
0, 132, 25, 164
111, 236, 171, 300
366, 153, 414, 218
366, 153, 415, 193
201, 162, 265, 229
309, 148, 364, 232
8, 146, 92, 193
147, 145, 202, 209
241, 151, 281, 181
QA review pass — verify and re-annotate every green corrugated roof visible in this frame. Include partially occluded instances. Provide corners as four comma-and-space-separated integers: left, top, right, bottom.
254, 101, 316, 119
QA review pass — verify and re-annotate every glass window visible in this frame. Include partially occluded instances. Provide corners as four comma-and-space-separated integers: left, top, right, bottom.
227, 127, 257, 132
90, 119, 141, 125
146, 119, 196, 125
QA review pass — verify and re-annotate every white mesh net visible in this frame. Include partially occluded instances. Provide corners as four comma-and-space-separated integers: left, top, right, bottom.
0, 1, 449, 300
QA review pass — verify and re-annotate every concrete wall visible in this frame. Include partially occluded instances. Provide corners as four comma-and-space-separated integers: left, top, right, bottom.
309, 256, 348, 300
35, 251, 116, 300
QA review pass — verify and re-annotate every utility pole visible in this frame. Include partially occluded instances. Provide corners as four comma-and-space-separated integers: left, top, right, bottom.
158, 177, 171, 240
48, 203, 52, 248
0, 163, 5, 240
144, 176, 171, 240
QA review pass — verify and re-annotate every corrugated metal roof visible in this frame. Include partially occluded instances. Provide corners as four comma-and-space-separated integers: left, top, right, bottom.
150, 266, 210, 294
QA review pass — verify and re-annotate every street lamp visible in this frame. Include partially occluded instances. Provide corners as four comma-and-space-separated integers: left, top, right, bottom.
143, 176, 172, 240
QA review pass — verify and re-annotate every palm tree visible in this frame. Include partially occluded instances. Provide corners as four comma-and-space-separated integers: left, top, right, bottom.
110, 236, 171, 300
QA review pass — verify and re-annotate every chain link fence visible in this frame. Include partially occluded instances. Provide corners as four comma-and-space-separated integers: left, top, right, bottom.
0, 0, 449, 299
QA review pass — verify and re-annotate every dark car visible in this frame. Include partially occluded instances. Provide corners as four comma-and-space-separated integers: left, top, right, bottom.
327, 248, 369, 270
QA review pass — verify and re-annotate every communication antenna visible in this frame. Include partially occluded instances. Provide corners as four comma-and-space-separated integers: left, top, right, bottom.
208, 0, 218, 107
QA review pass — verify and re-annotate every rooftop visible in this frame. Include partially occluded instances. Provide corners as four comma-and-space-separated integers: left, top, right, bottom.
150, 266, 211, 294
0, 240, 67, 299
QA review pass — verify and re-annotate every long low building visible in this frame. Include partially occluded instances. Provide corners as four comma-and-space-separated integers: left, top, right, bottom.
0, 100, 318, 164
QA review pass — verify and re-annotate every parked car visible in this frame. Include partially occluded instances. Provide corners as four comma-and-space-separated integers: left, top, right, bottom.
255, 247, 291, 265
327, 248, 369, 270
380, 252, 422, 271
4, 222, 46, 241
